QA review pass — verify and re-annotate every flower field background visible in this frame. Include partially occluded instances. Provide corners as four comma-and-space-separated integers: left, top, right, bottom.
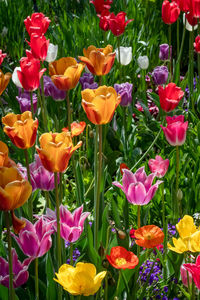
0, 0, 200, 299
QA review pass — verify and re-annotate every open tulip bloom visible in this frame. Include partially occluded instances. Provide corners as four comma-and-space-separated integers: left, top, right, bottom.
183, 255, 200, 290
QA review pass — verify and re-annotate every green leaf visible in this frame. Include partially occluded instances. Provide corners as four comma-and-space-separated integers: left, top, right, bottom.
45, 253, 57, 300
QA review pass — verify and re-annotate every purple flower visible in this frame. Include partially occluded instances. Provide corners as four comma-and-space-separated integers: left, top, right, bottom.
152, 66, 168, 85
114, 82, 133, 106
16, 88, 37, 113
79, 73, 98, 90
0, 248, 33, 288
11, 217, 54, 258
159, 44, 170, 61
41, 76, 66, 101
113, 167, 162, 205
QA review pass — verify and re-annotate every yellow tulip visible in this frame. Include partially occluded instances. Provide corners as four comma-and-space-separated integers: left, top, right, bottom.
190, 231, 200, 252
176, 215, 197, 239
168, 237, 189, 254
54, 262, 107, 296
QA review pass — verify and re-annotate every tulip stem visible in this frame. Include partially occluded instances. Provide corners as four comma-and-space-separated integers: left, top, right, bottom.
175, 146, 180, 221
189, 28, 195, 111
198, 21, 200, 88
35, 258, 39, 300
54, 172, 62, 300
174, 23, 186, 84
177, 18, 179, 58
24, 149, 33, 222
137, 205, 141, 257
161, 183, 167, 281
168, 25, 172, 81
123, 106, 128, 161
117, 36, 122, 82
116, 270, 122, 297
29, 91, 34, 118
66, 91, 71, 131
5, 211, 15, 300
40, 76, 48, 130
37, 88, 47, 131
70, 243, 73, 265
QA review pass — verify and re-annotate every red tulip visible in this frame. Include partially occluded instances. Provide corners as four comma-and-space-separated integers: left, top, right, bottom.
0, 50, 6, 66
24, 13, 51, 36
186, 11, 198, 26
27, 34, 49, 61
162, 0, 180, 24
148, 155, 169, 178
161, 115, 188, 146
194, 35, 200, 53
17, 55, 46, 91
173, 0, 191, 12
158, 82, 184, 112
99, 9, 111, 31
191, 0, 200, 18
183, 255, 200, 290
109, 12, 133, 36
90, 0, 112, 14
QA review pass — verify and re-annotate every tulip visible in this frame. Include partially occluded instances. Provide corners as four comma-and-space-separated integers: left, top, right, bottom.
12, 217, 54, 257
115, 46, 132, 65
0, 141, 16, 168
90, 0, 112, 14
162, 0, 180, 25
106, 246, 139, 269
45, 43, 58, 63
158, 82, 184, 112
81, 86, 121, 125
99, 9, 111, 31
36, 132, 82, 173
120, 163, 129, 175
41, 76, 66, 101
180, 265, 193, 287
16, 89, 37, 113
159, 43, 170, 61
114, 82, 133, 106
152, 66, 169, 85
62, 121, 86, 137
49, 57, 84, 91
109, 12, 133, 36
0, 248, 33, 289
183, 13, 198, 31
0, 49, 6, 66
134, 225, 164, 248
54, 262, 107, 296
112, 167, 162, 205
148, 155, 169, 178
79, 73, 98, 90
78, 45, 115, 76
161, 115, 188, 146
2, 111, 38, 149
137, 55, 149, 70
24, 12, 51, 36
191, 0, 200, 18
27, 33, 49, 61
0, 69, 11, 95
183, 256, 200, 290
12, 67, 23, 88
194, 35, 200, 53
173, 0, 191, 12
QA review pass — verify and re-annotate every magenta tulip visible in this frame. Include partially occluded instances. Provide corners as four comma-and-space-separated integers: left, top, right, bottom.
0, 248, 33, 288
112, 167, 162, 205
161, 115, 188, 146
180, 265, 193, 288
148, 155, 169, 178
183, 255, 200, 290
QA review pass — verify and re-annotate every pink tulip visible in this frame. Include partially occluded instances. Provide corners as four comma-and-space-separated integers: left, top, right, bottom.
183, 255, 200, 290
180, 265, 193, 288
0, 248, 33, 288
11, 217, 54, 258
161, 115, 188, 146
148, 155, 169, 178
112, 167, 162, 205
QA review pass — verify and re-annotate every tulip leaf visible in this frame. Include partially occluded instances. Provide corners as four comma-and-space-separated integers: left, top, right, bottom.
177, 284, 190, 300
111, 198, 122, 229
74, 160, 85, 205
45, 252, 57, 300
101, 205, 109, 247
85, 223, 100, 267
0, 284, 8, 300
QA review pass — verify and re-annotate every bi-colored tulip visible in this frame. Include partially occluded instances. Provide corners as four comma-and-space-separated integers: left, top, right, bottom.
183, 256, 200, 290
162, 0, 180, 24
0, 69, 11, 96
115, 46, 132, 66
183, 13, 198, 31
54, 262, 107, 296
36, 132, 82, 173
12, 67, 23, 88
78, 45, 115, 76
134, 225, 164, 248
148, 155, 169, 178
0, 49, 6, 66
194, 35, 200, 53
109, 12, 133, 36
27, 33, 49, 61
158, 83, 184, 112
2, 111, 38, 149
106, 246, 139, 269
0, 141, 16, 168
180, 265, 192, 288
24, 12, 51, 36
161, 115, 188, 146
90, 0, 112, 14
62, 121, 86, 137
49, 57, 84, 91
81, 86, 121, 125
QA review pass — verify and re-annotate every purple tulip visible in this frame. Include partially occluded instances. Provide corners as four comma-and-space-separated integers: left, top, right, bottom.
113, 167, 162, 205
0, 248, 33, 288
44, 205, 90, 243
41, 76, 66, 101
79, 73, 98, 90
16, 88, 37, 113
152, 66, 169, 85
11, 217, 54, 258
114, 82, 133, 106
159, 44, 170, 61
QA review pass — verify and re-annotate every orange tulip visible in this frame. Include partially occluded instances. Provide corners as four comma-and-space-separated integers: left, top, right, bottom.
134, 225, 164, 248
81, 86, 121, 125
78, 45, 115, 76
2, 111, 38, 149
49, 57, 85, 91
36, 132, 82, 173
0, 141, 16, 167
0, 69, 11, 95
0, 166, 32, 211
62, 121, 86, 137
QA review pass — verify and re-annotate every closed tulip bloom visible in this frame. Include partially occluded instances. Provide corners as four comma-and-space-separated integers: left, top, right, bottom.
24, 12, 51, 36
162, 0, 180, 25
78, 45, 115, 76
194, 35, 200, 53
90, 0, 112, 14
54, 262, 107, 296
16, 89, 37, 113
62, 121, 86, 137
180, 265, 193, 287
2, 111, 38, 149
161, 115, 188, 146
134, 225, 164, 248
36, 132, 82, 173
115, 46, 132, 65
183, 13, 198, 31
79, 73, 98, 90
106, 246, 139, 269
45, 43, 58, 63
137, 56, 149, 70
0, 166, 32, 211
0, 248, 33, 289
81, 86, 121, 125
27, 34, 49, 61
114, 82, 133, 106
158, 82, 184, 112
99, 9, 111, 31
191, 0, 200, 18
109, 12, 133, 36
173, 0, 191, 12
49, 57, 84, 91
183, 256, 200, 290
41, 76, 66, 101
159, 44, 170, 61
152, 66, 169, 85
113, 167, 162, 206
148, 155, 169, 178
0, 69, 11, 96
0, 50, 7, 66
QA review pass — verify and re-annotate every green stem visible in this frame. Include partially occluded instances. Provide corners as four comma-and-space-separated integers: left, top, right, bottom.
45, 191, 50, 208
24, 149, 33, 222
162, 183, 167, 281
37, 87, 46, 131
105, 274, 108, 300
66, 91, 71, 130
70, 243, 73, 265
191, 280, 195, 300
175, 146, 180, 221
189, 28, 194, 111
29, 91, 34, 118
40, 76, 48, 130
76, 295, 81, 300
173, 23, 186, 84
116, 270, 122, 297
35, 258, 39, 300
168, 25, 172, 81
177, 18, 180, 58
117, 36, 122, 82
123, 106, 128, 161
137, 205, 141, 257
0, 98, 5, 115
198, 21, 200, 88
5, 211, 15, 300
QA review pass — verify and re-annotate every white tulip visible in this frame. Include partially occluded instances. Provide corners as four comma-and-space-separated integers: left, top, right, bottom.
115, 46, 132, 66
183, 14, 198, 32
45, 43, 58, 63
12, 67, 23, 88
137, 55, 149, 70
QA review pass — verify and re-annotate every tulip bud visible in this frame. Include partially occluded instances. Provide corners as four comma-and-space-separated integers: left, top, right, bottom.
98, 244, 105, 257
108, 277, 116, 286
12, 67, 23, 88
45, 43, 58, 63
102, 259, 109, 269
177, 189, 183, 201
152, 66, 168, 85
89, 130, 94, 138
115, 47, 132, 66
159, 44, 170, 61
117, 230, 126, 240
137, 56, 149, 70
